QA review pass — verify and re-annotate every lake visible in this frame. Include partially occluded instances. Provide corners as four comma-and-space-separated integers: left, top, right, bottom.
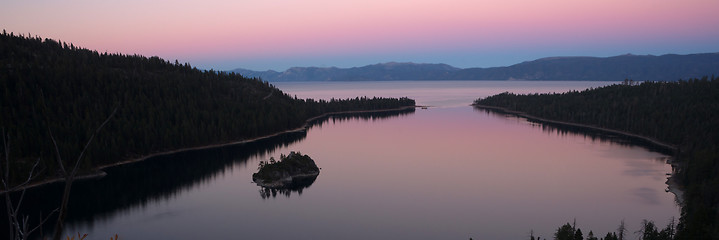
26, 81, 679, 239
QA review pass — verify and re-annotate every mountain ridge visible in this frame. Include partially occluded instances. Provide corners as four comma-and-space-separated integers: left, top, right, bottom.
232, 53, 719, 81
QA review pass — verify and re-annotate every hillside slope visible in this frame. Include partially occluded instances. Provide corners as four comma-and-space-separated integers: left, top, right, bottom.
0, 31, 415, 185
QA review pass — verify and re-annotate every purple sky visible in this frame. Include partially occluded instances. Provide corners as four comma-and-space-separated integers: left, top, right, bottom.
2, 0, 718, 71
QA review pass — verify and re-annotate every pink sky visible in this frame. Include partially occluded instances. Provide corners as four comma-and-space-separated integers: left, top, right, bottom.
2, 0, 718, 70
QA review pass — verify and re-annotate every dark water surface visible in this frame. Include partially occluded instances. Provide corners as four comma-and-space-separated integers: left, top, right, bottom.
22, 81, 678, 239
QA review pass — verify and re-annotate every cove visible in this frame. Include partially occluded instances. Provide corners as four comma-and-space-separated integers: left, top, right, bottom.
17, 81, 678, 239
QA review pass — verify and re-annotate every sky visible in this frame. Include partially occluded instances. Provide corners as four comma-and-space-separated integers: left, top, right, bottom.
2, 0, 718, 71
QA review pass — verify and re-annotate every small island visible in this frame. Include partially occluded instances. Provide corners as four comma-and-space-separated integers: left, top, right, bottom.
252, 151, 320, 188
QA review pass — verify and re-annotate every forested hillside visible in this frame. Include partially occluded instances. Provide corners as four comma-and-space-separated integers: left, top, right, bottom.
474, 78, 719, 239
0, 31, 415, 186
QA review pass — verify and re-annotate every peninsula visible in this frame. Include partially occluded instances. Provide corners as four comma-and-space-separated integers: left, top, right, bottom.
0, 32, 414, 191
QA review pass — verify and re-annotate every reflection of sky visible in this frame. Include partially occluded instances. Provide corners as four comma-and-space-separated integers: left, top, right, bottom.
66, 82, 677, 240
272, 107, 677, 239
632, 187, 662, 205
274, 80, 614, 107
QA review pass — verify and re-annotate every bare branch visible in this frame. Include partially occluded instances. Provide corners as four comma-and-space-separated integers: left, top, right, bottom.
26, 209, 59, 236
51, 107, 117, 240
2, 127, 9, 185
2, 127, 57, 240
40, 89, 67, 177
21, 215, 29, 237
2, 129, 8, 193
12, 158, 42, 192
46, 125, 66, 176
69, 107, 117, 178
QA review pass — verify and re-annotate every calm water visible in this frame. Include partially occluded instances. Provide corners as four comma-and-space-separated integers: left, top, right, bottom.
27, 81, 678, 239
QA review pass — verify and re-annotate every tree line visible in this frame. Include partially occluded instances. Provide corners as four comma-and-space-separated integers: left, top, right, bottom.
474, 77, 719, 239
530, 218, 676, 240
0, 30, 414, 185
0, 31, 414, 239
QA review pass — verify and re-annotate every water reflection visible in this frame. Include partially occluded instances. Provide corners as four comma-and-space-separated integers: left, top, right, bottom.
308, 107, 416, 130
67, 131, 309, 224
3, 130, 307, 237
473, 107, 676, 156
474, 107, 677, 207
258, 175, 318, 199
256, 108, 414, 199
1, 108, 415, 237
632, 187, 662, 205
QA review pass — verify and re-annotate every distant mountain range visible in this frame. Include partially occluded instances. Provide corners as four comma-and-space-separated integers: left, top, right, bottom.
231, 53, 719, 81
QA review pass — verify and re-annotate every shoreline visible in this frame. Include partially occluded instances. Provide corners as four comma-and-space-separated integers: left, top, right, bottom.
4, 106, 417, 193
473, 104, 685, 204
253, 172, 320, 188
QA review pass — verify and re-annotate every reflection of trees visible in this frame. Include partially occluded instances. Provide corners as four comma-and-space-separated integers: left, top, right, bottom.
474, 79, 719, 238
1, 108, 415, 235
258, 175, 318, 199
308, 108, 415, 129
475, 108, 674, 156
258, 109, 415, 199
1, 131, 307, 236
